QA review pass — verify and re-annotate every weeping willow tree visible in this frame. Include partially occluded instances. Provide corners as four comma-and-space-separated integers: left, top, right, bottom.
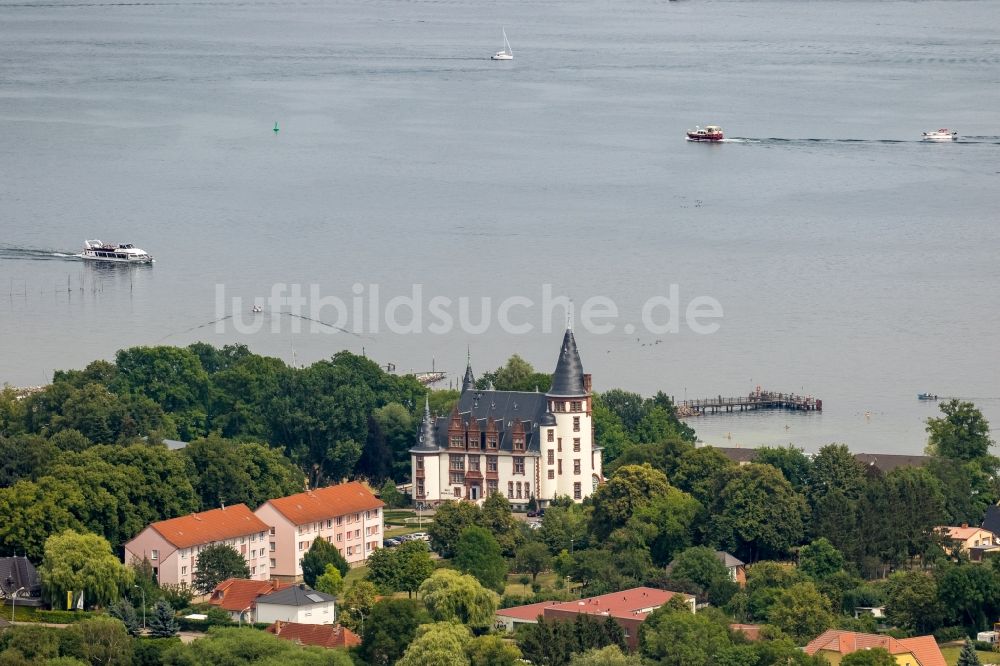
38, 529, 134, 608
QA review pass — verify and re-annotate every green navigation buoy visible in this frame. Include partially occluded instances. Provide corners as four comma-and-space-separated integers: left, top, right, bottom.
273, 122, 279, 133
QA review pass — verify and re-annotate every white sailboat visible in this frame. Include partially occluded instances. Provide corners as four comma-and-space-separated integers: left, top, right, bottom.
491, 27, 513, 60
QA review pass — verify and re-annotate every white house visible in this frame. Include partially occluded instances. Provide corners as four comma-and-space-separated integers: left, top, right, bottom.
411, 328, 603, 507
255, 584, 337, 625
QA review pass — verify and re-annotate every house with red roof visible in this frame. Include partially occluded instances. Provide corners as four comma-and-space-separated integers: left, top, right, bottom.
266, 620, 360, 649
496, 586, 695, 651
123, 504, 271, 586
936, 523, 998, 556
254, 482, 384, 580
804, 629, 946, 666
208, 578, 288, 622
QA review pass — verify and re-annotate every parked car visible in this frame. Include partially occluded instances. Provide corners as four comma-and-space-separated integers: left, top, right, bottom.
527, 509, 545, 518
383, 538, 400, 547
409, 532, 430, 541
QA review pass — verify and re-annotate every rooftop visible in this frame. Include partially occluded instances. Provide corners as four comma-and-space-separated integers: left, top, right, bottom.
804, 630, 945, 666
256, 584, 336, 607
146, 504, 268, 549
499, 587, 693, 623
266, 621, 360, 649
263, 482, 384, 526
208, 578, 288, 613
937, 525, 992, 541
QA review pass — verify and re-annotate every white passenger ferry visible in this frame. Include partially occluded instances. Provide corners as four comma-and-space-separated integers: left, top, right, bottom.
80, 240, 154, 264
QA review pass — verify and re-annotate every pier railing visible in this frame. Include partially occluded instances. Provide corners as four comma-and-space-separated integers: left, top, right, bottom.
677, 391, 821, 416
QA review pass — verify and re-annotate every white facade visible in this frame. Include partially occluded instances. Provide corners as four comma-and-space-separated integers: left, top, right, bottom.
256, 597, 336, 625
412, 330, 603, 506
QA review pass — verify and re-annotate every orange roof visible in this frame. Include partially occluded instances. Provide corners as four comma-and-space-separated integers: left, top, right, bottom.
730, 623, 763, 641
208, 578, 288, 612
266, 621, 360, 649
805, 630, 945, 666
499, 587, 693, 623
149, 504, 269, 549
937, 525, 990, 541
263, 482, 384, 526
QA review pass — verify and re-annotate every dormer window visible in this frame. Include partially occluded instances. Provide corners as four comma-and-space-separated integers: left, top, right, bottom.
450, 435, 463, 449
513, 436, 525, 451
487, 435, 498, 449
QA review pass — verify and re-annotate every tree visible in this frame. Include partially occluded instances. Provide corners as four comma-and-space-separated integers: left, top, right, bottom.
429, 501, 481, 557
300, 537, 349, 587
0, 478, 86, 560
160, 626, 353, 665
398, 622, 472, 666
113, 346, 209, 440
590, 464, 670, 540
926, 400, 995, 465
419, 569, 500, 629
481, 492, 523, 556
799, 538, 845, 580
515, 542, 552, 582
518, 615, 625, 666
754, 445, 812, 491
395, 540, 435, 597
478, 355, 551, 393
538, 501, 588, 556
936, 563, 1000, 632
192, 544, 249, 594
767, 582, 835, 644
107, 599, 140, 636
707, 464, 808, 562
38, 530, 133, 608
454, 526, 507, 592
379, 479, 405, 509
569, 645, 642, 666
366, 545, 399, 593
148, 600, 179, 638
809, 444, 866, 505
619, 486, 700, 567
314, 563, 343, 596
957, 640, 983, 666
372, 402, 416, 481
841, 647, 896, 666
466, 635, 523, 666
884, 570, 945, 634
67, 617, 133, 666
182, 434, 302, 510
338, 580, 377, 632
358, 599, 430, 666
667, 546, 730, 595
639, 607, 732, 666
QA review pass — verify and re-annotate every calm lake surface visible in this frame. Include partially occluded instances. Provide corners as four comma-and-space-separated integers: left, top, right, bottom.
2, 0, 999, 454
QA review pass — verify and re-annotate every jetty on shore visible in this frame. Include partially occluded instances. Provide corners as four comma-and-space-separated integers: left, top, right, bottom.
677, 389, 821, 417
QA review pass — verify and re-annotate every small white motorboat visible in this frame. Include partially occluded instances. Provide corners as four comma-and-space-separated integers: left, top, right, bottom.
686, 125, 724, 142
491, 27, 513, 60
922, 128, 957, 141
80, 240, 154, 264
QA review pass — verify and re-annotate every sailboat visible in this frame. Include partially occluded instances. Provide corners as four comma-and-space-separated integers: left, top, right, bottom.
491, 28, 513, 60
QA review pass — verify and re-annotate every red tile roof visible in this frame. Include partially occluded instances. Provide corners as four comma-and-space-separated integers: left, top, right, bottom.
263, 482, 384, 526
148, 504, 269, 549
208, 578, 288, 613
498, 587, 694, 623
730, 623, 763, 641
805, 630, 946, 666
937, 525, 992, 541
266, 621, 360, 649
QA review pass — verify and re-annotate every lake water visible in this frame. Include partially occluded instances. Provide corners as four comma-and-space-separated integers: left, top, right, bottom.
2, 0, 999, 455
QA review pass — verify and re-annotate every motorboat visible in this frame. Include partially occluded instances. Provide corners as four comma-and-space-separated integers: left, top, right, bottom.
687, 125, 724, 142
491, 27, 513, 60
917, 393, 940, 401
922, 129, 957, 141
80, 240, 153, 264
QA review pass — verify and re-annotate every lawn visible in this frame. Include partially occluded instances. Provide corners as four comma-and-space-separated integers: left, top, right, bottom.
940, 646, 999, 665
344, 564, 369, 588
502, 571, 573, 598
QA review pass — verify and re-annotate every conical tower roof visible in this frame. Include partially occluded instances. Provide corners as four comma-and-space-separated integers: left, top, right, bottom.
547, 328, 586, 396
412, 395, 439, 452
461, 349, 475, 393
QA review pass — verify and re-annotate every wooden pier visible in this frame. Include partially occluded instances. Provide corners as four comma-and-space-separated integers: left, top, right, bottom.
677, 390, 821, 416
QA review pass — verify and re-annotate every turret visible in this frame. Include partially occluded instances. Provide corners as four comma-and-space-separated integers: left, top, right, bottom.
461, 348, 476, 393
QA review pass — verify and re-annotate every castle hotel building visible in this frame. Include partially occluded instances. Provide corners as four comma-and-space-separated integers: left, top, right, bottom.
410, 329, 602, 506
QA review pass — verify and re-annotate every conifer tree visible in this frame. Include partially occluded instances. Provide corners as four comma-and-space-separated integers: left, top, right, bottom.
108, 599, 140, 636
148, 600, 179, 638
958, 640, 982, 666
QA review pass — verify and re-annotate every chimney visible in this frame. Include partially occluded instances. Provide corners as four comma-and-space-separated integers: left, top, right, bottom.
300, 583, 307, 590
962, 523, 969, 529
583, 374, 592, 392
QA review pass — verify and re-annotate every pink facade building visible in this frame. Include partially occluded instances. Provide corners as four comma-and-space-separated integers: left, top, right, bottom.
123, 504, 271, 586
254, 482, 384, 581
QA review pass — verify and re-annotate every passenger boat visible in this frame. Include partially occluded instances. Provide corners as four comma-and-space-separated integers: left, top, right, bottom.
80, 240, 154, 264
921, 129, 957, 141
686, 125, 724, 142
917, 393, 940, 401
491, 27, 513, 60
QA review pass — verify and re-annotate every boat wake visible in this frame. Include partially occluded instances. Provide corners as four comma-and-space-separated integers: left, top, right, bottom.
0, 246, 82, 261
727, 137, 1000, 145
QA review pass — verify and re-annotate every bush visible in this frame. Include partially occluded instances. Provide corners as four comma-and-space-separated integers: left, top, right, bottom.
34, 610, 95, 624
973, 640, 995, 652
933, 626, 967, 643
